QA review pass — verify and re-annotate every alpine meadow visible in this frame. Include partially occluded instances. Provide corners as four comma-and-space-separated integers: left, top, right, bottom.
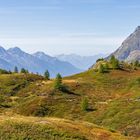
0, 0, 140, 140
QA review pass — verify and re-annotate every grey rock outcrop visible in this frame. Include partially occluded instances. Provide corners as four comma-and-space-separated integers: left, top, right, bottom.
108, 26, 140, 62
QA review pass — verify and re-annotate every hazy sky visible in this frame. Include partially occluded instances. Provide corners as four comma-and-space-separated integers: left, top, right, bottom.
0, 0, 139, 56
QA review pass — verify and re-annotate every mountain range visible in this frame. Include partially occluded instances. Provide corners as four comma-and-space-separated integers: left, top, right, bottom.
56, 54, 107, 70
0, 46, 107, 77
108, 26, 140, 62
0, 47, 82, 77
0, 26, 140, 77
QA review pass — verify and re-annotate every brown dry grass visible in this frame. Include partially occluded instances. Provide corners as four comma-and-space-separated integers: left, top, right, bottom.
0, 115, 131, 140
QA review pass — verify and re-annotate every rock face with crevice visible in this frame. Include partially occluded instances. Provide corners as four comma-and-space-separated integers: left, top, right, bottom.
108, 26, 140, 62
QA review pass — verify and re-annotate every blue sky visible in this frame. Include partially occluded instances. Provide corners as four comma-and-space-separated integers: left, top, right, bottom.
0, 0, 139, 56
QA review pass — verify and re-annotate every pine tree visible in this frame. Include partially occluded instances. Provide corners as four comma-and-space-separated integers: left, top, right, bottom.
14, 66, 18, 73
110, 55, 116, 64
20, 68, 28, 74
44, 70, 50, 80
81, 97, 89, 111
110, 55, 119, 69
113, 59, 119, 69
134, 60, 139, 67
54, 73, 62, 90
104, 63, 109, 71
99, 64, 105, 73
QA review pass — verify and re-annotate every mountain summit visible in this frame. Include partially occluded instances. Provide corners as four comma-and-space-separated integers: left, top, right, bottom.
7, 47, 24, 55
108, 26, 140, 62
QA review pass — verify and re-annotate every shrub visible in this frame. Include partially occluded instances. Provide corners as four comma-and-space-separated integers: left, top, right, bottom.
33, 105, 49, 117
123, 130, 128, 136
16, 97, 49, 116
109, 128, 116, 133
134, 60, 140, 67
0, 69, 11, 74
96, 58, 104, 62
135, 77, 140, 84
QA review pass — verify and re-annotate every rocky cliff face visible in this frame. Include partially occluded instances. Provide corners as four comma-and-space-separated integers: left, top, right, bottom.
108, 26, 140, 62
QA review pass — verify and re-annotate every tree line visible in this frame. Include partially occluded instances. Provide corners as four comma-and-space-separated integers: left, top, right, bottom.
97, 55, 140, 73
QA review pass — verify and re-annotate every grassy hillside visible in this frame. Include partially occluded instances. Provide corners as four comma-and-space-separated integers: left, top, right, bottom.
0, 70, 140, 139
0, 115, 130, 140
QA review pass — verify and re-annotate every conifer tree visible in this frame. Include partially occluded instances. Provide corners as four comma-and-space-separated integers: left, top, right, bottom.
54, 73, 62, 90
81, 97, 89, 111
44, 70, 50, 80
110, 55, 116, 64
134, 60, 139, 67
104, 63, 109, 71
14, 66, 18, 73
110, 55, 119, 69
20, 68, 28, 74
113, 59, 119, 69
99, 64, 105, 73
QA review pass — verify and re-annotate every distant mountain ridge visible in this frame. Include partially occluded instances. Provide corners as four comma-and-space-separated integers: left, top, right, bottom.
0, 46, 82, 77
108, 26, 140, 62
56, 54, 107, 70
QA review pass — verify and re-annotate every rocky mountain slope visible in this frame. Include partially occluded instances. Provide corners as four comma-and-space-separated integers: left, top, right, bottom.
108, 26, 140, 62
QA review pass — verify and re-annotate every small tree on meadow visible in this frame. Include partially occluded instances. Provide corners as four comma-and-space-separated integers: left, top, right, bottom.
96, 58, 104, 63
99, 64, 105, 73
54, 73, 62, 90
20, 68, 29, 74
104, 63, 109, 72
14, 66, 18, 73
113, 59, 119, 69
81, 97, 89, 111
110, 55, 119, 69
110, 55, 116, 64
44, 70, 50, 80
134, 60, 140, 67
8, 70, 12, 74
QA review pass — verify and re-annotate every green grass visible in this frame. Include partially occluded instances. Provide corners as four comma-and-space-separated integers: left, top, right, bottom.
0, 70, 139, 138
0, 120, 85, 140
0, 116, 130, 140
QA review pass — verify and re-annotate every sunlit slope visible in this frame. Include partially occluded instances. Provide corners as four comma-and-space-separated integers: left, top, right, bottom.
0, 115, 131, 140
0, 70, 140, 138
